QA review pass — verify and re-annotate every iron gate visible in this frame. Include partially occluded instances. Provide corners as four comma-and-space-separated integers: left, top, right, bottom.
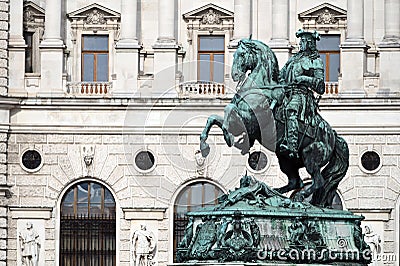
60, 214, 116, 266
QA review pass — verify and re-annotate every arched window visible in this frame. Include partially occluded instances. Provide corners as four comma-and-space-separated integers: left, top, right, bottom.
290, 182, 344, 210
60, 181, 116, 265
173, 182, 224, 261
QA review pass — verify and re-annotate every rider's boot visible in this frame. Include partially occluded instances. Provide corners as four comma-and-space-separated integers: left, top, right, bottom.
280, 116, 299, 158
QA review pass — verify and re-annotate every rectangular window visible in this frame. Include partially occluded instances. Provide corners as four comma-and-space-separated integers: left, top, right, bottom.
82, 35, 109, 82
198, 36, 225, 83
24, 31, 34, 73
317, 35, 340, 82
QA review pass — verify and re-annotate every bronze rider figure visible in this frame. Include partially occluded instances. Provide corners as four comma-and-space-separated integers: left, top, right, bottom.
279, 29, 325, 158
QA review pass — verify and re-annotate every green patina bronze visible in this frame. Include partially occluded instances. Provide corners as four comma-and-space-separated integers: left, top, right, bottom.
200, 30, 348, 208
179, 30, 373, 265
176, 174, 371, 264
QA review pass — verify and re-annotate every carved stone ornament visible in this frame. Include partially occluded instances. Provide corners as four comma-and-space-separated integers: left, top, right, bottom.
23, 9, 35, 24
201, 9, 221, 24
86, 9, 106, 24
81, 145, 95, 167
316, 9, 338, 24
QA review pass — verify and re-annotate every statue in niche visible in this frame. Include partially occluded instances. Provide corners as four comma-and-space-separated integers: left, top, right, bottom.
364, 225, 382, 258
132, 224, 156, 266
19, 222, 40, 266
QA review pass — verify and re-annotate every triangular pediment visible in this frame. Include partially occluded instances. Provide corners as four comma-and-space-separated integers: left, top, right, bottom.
183, 3, 233, 23
299, 3, 346, 23
67, 3, 120, 22
23, 1, 45, 23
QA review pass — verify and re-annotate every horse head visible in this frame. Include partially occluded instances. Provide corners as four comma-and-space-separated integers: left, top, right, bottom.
232, 39, 279, 87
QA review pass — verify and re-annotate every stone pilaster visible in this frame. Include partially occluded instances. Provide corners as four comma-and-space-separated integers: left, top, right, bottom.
268, 0, 292, 66
9, 0, 26, 96
40, 0, 64, 96
152, 0, 178, 96
114, 0, 141, 97
230, 0, 251, 46
340, 0, 369, 95
0, 1, 9, 258
378, 0, 400, 93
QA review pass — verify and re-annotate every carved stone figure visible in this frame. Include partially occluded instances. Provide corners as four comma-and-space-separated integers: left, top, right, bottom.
200, 34, 349, 208
19, 222, 40, 266
194, 149, 206, 176
364, 225, 382, 257
279, 29, 325, 159
132, 224, 156, 266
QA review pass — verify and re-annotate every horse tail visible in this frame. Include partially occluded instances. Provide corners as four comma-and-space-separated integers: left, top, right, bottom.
311, 132, 349, 207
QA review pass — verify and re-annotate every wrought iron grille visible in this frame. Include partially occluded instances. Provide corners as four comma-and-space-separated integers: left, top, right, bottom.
60, 214, 116, 266
173, 213, 189, 261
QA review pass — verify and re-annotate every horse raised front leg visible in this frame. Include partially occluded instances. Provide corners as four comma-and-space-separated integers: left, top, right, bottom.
200, 115, 233, 157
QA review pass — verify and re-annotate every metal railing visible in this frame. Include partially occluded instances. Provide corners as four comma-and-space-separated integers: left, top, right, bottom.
60, 214, 116, 266
179, 81, 226, 98
325, 82, 339, 95
65, 82, 112, 96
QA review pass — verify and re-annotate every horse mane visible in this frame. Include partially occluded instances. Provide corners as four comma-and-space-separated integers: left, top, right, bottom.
239, 39, 279, 85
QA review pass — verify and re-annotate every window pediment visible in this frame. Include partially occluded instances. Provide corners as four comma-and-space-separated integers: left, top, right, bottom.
67, 3, 120, 27
183, 4, 234, 42
23, 1, 45, 30
298, 3, 347, 31
183, 3, 233, 23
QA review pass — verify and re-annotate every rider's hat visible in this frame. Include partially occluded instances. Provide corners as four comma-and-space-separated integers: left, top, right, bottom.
296, 29, 320, 41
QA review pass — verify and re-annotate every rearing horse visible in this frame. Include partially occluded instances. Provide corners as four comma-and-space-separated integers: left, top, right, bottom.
199, 38, 349, 207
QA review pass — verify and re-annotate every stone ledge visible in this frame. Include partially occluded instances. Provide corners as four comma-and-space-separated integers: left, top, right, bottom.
10, 207, 53, 219
123, 207, 167, 220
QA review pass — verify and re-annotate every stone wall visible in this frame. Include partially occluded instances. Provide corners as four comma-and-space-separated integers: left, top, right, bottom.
5, 132, 400, 264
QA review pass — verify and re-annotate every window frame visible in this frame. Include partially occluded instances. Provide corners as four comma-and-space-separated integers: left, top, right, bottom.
173, 181, 224, 261
81, 35, 110, 82
197, 35, 225, 83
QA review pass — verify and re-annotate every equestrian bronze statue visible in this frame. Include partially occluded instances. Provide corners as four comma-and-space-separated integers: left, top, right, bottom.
199, 31, 349, 208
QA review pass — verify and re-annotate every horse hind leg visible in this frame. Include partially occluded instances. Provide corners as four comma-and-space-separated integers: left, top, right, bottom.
276, 157, 304, 194
298, 142, 329, 202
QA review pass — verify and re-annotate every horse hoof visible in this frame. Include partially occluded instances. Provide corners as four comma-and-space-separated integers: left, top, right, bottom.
293, 193, 305, 202
200, 142, 210, 157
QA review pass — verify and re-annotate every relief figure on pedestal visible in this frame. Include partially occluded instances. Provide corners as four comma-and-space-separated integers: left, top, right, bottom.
19, 222, 40, 266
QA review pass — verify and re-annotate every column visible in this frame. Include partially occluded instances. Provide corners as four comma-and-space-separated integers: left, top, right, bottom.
228, 0, 251, 77
40, 0, 64, 96
340, 0, 369, 95
378, 0, 400, 92
114, 0, 141, 97
152, 0, 179, 96
268, 0, 292, 66
9, 0, 26, 95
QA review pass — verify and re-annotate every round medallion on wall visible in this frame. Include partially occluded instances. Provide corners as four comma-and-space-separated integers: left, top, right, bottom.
20, 149, 43, 172
247, 151, 269, 173
134, 150, 156, 173
360, 150, 382, 174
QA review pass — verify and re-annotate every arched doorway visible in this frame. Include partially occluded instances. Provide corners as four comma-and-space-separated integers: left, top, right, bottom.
173, 181, 224, 261
60, 181, 116, 265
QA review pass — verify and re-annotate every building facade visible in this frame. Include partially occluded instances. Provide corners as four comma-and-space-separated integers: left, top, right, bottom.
1, 0, 400, 265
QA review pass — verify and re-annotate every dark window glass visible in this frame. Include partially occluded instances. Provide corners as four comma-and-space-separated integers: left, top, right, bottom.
83, 35, 109, 51
135, 151, 155, 171
361, 151, 381, 172
23, 32, 33, 73
173, 182, 224, 261
60, 182, 116, 265
198, 36, 225, 82
21, 150, 42, 170
82, 35, 109, 81
199, 36, 225, 51
248, 151, 269, 171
